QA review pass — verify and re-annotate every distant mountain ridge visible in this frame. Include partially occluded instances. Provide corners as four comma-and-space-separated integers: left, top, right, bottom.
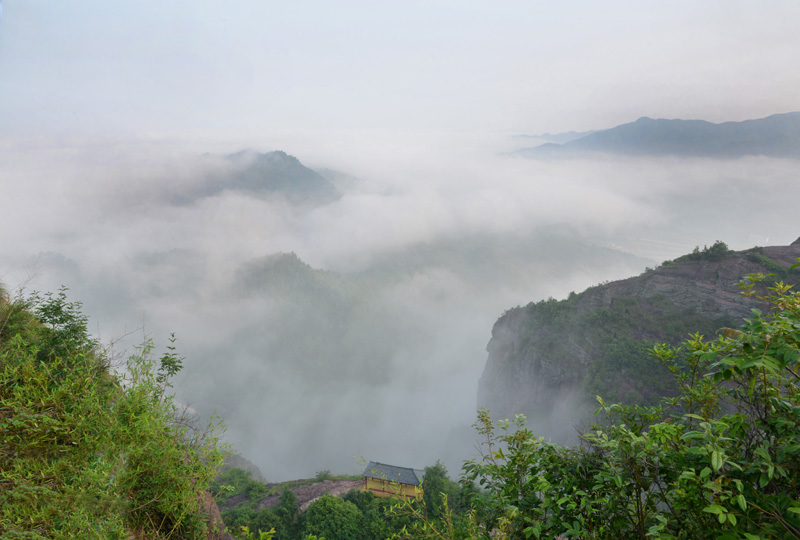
516, 112, 800, 158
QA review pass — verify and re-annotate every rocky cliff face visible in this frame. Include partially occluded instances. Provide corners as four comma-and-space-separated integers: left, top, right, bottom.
478, 241, 800, 444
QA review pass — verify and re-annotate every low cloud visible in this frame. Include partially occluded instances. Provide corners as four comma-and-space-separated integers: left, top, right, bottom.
2, 133, 799, 479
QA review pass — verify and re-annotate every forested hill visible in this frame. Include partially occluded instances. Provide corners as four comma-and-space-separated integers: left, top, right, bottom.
221, 150, 340, 205
515, 112, 800, 158
174, 150, 340, 206
478, 240, 800, 444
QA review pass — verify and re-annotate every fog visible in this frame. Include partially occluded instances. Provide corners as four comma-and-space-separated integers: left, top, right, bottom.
2, 0, 800, 480
2, 131, 800, 480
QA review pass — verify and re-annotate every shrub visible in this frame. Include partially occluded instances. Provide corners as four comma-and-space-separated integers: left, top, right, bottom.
676, 240, 732, 263
462, 271, 800, 540
303, 495, 361, 540
0, 288, 226, 539
315, 469, 334, 482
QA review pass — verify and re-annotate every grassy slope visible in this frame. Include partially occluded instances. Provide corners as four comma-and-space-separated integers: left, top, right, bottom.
0, 289, 226, 539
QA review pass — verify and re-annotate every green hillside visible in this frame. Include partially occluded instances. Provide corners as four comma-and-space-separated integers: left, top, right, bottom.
479, 241, 800, 440
0, 288, 227, 539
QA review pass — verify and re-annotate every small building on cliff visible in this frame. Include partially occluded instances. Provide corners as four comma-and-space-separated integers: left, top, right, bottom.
361, 461, 424, 499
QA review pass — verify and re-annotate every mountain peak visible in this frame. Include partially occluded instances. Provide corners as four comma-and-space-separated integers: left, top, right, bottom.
217, 150, 340, 205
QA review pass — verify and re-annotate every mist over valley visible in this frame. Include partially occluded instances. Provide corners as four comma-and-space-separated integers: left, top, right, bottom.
2, 127, 799, 480
3, 1, 800, 488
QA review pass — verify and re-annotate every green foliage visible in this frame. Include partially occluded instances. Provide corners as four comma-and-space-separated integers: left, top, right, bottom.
0, 288, 226, 539
213, 473, 305, 540
342, 490, 399, 540
303, 495, 361, 540
221, 469, 477, 540
214, 467, 269, 506
274, 489, 303, 540
422, 462, 455, 520
383, 462, 480, 540
28, 287, 100, 364
387, 492, 476, 540
237, 525, 278, 540
746, 247, 800, 279
315, 470, 334, 482
157, 331, 185, 390
462, 272, 800, 540
704, 240, 732, 261
676, 240, 732, 262
518, 289, 736, 410
422, 461, 475, 521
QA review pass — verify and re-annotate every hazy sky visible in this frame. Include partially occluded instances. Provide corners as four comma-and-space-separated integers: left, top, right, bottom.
2, 1, 799, 140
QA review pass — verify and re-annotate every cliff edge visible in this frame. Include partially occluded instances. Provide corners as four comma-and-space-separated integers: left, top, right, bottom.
478, 241, 800, 444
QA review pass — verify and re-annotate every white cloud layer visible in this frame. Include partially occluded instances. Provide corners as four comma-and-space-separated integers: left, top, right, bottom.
2, 0, 799, 480
2, 133, 799, 479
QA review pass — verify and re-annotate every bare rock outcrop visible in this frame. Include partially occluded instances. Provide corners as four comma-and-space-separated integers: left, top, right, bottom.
256, 479, 363, 513
200, 490, 234, 540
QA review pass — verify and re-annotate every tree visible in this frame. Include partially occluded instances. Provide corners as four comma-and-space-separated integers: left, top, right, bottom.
422, 460, 476, 520
423, 461, 454, 519
386, 461, 480, 540
303, 494, 361, 540
462, 271, 800, 540
343, 490, 399, 540
704, 240, 731, 260
274, 489, 302, 540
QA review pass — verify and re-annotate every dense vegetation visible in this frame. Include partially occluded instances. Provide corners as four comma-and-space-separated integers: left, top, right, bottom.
0, 288, 226, 539
212, 462, 477, 540
673, 240, 733, 262
6, 258, 799, 540
486, 241, 800, 432
221, 269, 800, 540
517, 285, 738, 409
460, 272, 800, 539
